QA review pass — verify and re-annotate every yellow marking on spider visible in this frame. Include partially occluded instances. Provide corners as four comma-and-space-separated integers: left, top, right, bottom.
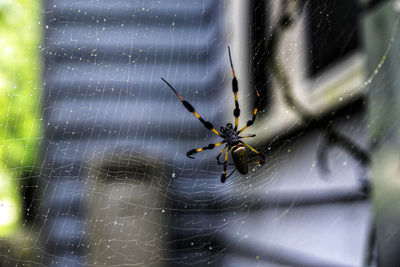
234, 93, 238, 102
193, 112, 201, 119
242, 142, 260, 154
219, 146, 227, 155
223, 149, 229, 175
212, 128, 221, 136
253, 108, 258, 115
194, 142, 224, 153
238, 126, 248, 134
217, 146, 227, 162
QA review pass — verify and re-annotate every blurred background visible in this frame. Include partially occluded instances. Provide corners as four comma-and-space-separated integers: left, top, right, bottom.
0, 0, 400, 266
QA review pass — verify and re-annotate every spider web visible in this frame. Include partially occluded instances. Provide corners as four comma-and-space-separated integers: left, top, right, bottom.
0, 0, 398, 266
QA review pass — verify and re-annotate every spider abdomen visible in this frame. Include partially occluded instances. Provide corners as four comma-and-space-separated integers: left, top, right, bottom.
231, 144, 248, 174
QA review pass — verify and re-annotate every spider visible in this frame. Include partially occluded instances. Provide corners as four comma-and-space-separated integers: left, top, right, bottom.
161, 46, 265, 183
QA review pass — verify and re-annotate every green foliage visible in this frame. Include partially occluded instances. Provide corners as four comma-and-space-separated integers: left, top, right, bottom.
0, 0, 42, 234
0, 0, 42, 175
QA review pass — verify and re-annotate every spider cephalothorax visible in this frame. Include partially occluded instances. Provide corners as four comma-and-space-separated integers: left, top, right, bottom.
220, 123, 239, 146
161, 46, 265, 183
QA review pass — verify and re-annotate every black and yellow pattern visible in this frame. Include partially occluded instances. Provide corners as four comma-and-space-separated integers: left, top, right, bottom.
162, 47, 264, 183
228, 46, 240, 131
238, 134, 256, 139
216, 145, 227, 164
187, 141, 225, 159
241, 141, 265, 165
220, 148, 230, 183
238, 83, 261, 134
161, 77, 222, 137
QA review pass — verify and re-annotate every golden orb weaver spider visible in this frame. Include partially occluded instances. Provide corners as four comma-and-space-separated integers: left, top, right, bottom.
161, 46, 265, 183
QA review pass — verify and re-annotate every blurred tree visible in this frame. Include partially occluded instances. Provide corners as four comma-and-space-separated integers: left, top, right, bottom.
0, 0, 42, 235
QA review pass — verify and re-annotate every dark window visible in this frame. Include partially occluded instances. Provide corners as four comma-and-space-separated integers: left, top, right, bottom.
307, 0, 360, 76
250, 0, 271, 111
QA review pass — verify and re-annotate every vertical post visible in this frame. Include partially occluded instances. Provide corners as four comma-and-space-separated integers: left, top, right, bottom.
364, 1, 400, 265
86, 151, 167, 266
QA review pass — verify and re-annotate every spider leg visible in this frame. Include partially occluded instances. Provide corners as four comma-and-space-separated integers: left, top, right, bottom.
187, 141, 225, 159
221, 148, 230, 183
161, 77, 222, 137
238, 82, 261, 134
225, 168, 237, 180
216, 145, 227, 164
216, 145, 235, 165
238, 134, 256, 139
240, 141, 265, 165
228, 46, 240, 131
